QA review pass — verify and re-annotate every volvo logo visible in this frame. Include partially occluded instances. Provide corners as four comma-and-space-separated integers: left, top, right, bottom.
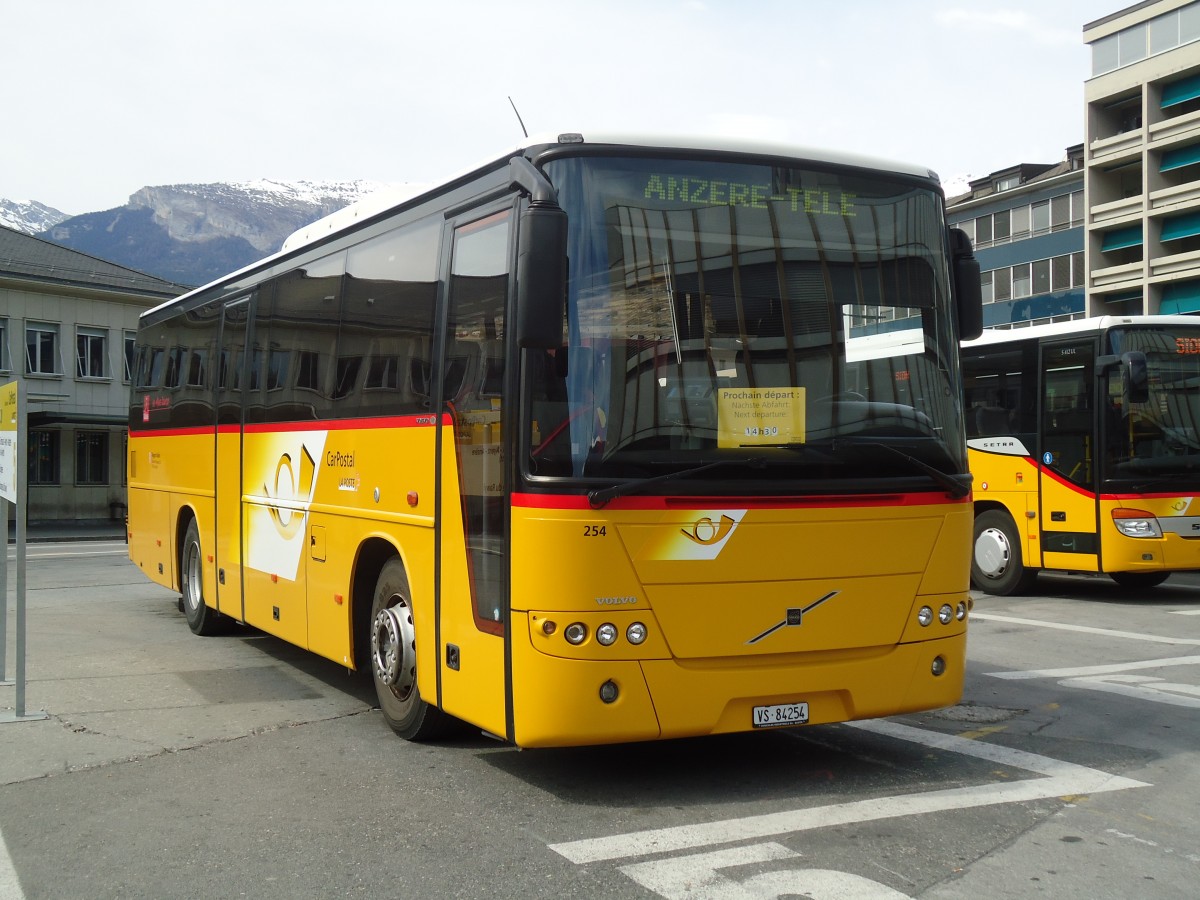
746, 591, 840, 644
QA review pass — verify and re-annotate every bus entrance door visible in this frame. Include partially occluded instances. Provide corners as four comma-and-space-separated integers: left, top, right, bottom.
214, 296, 250, 622
434, 209, 513, 738
1039, 338, 1100, 573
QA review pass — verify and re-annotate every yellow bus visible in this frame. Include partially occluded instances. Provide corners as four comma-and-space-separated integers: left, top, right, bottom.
964, 315, 1200, 595
128, 133, 983, 747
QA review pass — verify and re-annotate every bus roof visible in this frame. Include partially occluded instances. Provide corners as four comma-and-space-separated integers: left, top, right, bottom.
963, 315, 1200, 349
145, 131, 942, 320
282, 131, 940, 252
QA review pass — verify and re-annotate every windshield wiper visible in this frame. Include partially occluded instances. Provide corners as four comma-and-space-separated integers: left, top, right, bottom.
587, 458, 767, 509
838, 439, 972, 499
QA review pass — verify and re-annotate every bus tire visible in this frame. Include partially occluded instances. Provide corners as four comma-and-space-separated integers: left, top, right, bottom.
972, 510, 1037, 596
369, 558, 456, 741
181, 519, 223, 636
1109, 571, 1170, 590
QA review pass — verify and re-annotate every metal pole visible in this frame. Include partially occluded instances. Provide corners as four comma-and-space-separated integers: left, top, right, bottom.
15, 487, 26, 717
0, 380, 46, 722
0, 496, 8, 685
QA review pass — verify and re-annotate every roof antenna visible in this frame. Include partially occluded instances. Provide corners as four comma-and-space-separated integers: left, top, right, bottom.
508, 96, 529, 139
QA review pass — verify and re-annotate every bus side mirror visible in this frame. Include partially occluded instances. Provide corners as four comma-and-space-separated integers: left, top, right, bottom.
515, 203, 568, 350
950, 227, 983, 341
1121, 351, 1149, 405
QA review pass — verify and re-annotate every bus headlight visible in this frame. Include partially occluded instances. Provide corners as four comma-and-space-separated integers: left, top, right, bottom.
564, 623, 588, 645
938, 604, 954, 625
917, 606, 934, 627
1113, 508, 1162, 538
626, 622, 647, 645
596, 623, 618, 646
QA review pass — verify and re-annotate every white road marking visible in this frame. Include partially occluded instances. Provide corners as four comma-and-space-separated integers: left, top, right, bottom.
0, 828, 23, 900
971, 612, 1200, 646
548, 719, 1147, 865
619, 843, 913, 899
7, 549, 127, 560
1170, 609, 1200, 616
987, 654, 1200, 680
1057, 674, 1200, 708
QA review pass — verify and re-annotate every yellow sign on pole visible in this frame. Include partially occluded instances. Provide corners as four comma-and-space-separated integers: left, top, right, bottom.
0, 380, 16, 504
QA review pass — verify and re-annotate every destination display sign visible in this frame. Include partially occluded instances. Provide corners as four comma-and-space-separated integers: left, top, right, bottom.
643, 173, 856, 216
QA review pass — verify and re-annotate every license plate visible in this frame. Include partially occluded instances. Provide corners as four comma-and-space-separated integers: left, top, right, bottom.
752, 701, 809, 728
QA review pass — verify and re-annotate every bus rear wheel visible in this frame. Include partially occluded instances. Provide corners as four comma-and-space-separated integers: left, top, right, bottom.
972, 510, 1037, 596
1109, 571, 1170, 590
369, 559, 455, 741
181, 519, 223, 635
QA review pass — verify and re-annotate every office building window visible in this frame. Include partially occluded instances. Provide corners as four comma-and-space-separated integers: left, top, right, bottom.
994, 268, 1012, 302
993, 209, 1011, 242
1032, 259, 1051, 295
0, 319, 8, 371
124, 332, 136, 382
26, 322, 60, 375
1093, 33, 1118, 75
76, 327, 108, 379
1032, 200, 1050, 234
975, 215, 993, 246
985, 252, 1086, 305
29, 430, 59, 485
1052, 255, 1072, 291
1012, 205, 1030, 239
1051, 195, 1071, 231
1012, 263, 1031, 299
1092, 2, 1200, 75
76, 432, 109, 486
1119, 22, 1148, 67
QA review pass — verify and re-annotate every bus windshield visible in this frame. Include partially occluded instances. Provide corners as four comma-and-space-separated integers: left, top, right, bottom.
527, 154, 965, 488
1105, 325, 1200, 480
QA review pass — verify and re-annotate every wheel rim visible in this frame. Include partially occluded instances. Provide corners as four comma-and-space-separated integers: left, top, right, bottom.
372, 596, 416, 701
975, 527, 1012, 580
183, 540, 203, 613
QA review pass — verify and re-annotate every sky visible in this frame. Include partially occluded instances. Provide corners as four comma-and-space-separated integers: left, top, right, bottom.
3, 0, 1119, 214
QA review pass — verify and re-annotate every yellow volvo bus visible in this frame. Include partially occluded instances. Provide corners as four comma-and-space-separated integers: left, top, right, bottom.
964, 315, 1200, 595
128, 133, 983, 747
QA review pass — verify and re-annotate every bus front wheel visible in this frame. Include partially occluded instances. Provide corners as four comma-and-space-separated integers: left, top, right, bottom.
972, 510, 1037, 596
369, 559, 455, 741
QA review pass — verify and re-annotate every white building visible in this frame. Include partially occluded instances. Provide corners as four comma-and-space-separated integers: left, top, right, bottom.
0, 225, 186, 526
1085, 0, 1200, 315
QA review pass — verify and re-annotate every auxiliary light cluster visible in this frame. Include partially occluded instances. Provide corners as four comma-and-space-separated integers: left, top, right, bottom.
916, 602, 967, 628
915, 601, 968, 678
541, 618, 648, 647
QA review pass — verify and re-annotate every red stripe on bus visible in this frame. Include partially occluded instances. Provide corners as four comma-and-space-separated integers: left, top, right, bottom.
128, 426, 213, 439
130, 414, 447, 440
242, 414, 445, 434
511, 491, 968, 511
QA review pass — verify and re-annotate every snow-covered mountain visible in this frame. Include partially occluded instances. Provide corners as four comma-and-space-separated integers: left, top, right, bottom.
3, 179, 403, 287
940, 174, 973, 203
0, 198, 70, 234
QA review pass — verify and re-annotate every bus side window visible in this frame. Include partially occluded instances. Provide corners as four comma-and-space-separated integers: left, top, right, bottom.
972, 406, 1012, 436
